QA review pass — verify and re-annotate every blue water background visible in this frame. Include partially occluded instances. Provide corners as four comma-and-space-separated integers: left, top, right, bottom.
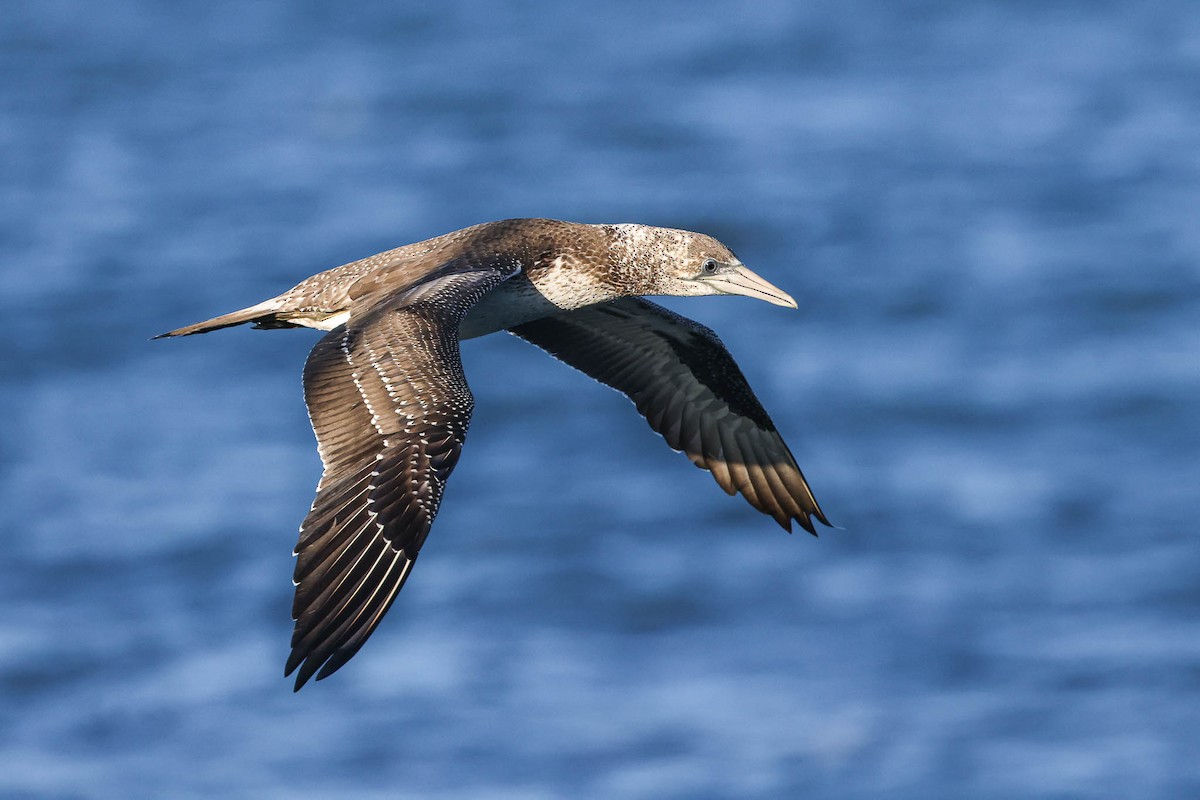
2, 2, 1198, 797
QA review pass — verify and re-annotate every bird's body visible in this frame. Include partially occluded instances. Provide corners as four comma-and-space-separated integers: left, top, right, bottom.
158, 218, 830, 689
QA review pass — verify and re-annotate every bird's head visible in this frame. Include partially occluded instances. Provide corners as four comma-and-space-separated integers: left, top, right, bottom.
605, 224, 798, 309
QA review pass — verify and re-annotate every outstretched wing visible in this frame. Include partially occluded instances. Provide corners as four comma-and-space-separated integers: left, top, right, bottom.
288, 264, 519, 690
510, 297, 830, 533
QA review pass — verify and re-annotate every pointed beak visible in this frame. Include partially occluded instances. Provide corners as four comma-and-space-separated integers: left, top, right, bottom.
703, 264, 798, 309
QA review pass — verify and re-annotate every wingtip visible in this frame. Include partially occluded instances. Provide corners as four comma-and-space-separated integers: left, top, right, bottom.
287, 661, 317, 692
285, 650, 310, 691
286, 650, 345, 691
813, 508, 838, 531
791, 509, 838, 537
812, 514, 841, 535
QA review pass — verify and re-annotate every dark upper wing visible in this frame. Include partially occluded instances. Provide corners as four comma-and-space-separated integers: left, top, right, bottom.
510, 297, 830, 534
287, 264, 518, 690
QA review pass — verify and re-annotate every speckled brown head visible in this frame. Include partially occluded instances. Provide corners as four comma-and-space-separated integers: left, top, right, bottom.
597, 223, 797, 307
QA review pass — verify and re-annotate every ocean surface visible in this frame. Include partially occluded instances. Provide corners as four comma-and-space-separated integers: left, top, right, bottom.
2, 2, 1198, 798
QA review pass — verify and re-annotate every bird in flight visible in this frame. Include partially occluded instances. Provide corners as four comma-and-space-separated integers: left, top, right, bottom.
157, 218, 831, 690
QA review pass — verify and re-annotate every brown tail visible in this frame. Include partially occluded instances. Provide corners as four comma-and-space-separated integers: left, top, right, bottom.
153, 300, 280, 339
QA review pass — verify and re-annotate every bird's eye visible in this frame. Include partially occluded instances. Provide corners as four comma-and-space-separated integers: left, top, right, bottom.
702, 258, 719, 274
